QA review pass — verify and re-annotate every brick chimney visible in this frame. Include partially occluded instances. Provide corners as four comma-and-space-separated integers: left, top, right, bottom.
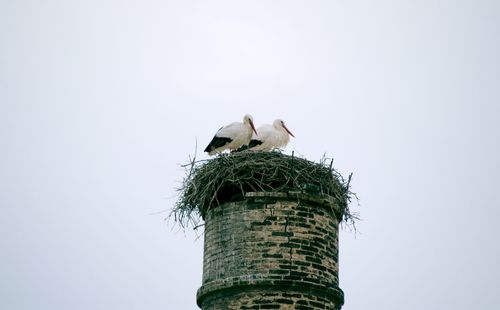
196, 191, 344, 309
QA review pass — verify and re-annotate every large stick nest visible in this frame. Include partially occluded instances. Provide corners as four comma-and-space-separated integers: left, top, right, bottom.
173, 151, 358, 229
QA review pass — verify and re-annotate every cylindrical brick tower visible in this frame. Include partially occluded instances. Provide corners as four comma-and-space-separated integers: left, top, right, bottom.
196, 191, 344, 309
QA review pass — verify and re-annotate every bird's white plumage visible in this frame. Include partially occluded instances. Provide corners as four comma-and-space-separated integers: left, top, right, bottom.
204, 114, 257, 155
249, 119, 294, 151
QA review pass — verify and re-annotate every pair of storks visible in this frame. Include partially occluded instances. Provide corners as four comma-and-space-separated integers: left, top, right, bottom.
204, 115, 294, 156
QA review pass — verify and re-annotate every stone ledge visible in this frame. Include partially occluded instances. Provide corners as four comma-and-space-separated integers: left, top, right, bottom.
197, 278, 344, 308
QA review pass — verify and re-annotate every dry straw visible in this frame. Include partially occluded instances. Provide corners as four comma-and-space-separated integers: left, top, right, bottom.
173, 151, 358, 229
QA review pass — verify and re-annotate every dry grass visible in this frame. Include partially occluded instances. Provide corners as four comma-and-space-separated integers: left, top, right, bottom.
172, 151, 358, 229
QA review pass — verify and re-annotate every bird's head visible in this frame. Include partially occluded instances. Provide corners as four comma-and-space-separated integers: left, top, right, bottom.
244, 114, 257, 135
275, 119, 295, 137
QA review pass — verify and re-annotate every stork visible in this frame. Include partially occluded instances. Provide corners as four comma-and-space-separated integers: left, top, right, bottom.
204, 114, 258, 155
247, 119, 294, 151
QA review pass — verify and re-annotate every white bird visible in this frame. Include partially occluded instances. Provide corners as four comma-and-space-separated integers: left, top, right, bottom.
204, 114, 258, 155
247, 119, 294, 151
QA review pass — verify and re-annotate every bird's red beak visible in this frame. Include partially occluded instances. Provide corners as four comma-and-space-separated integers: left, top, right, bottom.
250, 120, 258, 136
283, 124, 294, 137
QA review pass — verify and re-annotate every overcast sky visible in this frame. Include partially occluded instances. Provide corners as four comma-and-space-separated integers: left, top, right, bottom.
1, 1, 499, 309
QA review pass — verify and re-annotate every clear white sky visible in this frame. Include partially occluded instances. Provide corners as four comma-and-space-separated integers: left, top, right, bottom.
1, 1, 499, 309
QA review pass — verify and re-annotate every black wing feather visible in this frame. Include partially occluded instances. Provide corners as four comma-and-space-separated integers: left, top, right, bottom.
248, 139, 263, 148
204, 136, 233, 152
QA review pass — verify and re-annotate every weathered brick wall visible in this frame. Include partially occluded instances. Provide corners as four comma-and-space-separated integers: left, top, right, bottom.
196, 192, 344, 310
